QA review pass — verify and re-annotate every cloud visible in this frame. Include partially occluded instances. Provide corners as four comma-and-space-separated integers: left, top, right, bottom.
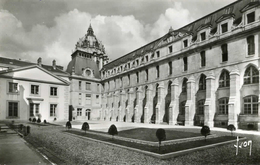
0, 2, 193, 68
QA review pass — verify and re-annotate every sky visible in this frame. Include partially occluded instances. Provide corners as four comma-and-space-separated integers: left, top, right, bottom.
0, 0, 236, 68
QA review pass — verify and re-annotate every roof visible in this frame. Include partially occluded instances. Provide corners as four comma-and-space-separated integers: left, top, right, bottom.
0, 56, 68, 76
66, 56, 100, 79
103, 0, 258, 70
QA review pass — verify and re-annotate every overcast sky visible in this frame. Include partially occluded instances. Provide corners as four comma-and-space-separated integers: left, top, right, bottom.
0, 0, 236, 68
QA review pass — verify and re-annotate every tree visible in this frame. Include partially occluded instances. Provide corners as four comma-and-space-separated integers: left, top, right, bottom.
201, 126, 210, 141
81, 122, 90, 133
227, 124, 236, 136
108, 124, 118, 139
66, 121, 72, 130
156, 128, 166, 151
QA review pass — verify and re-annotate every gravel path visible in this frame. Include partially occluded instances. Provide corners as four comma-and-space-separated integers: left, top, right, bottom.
24, 124, 260, 165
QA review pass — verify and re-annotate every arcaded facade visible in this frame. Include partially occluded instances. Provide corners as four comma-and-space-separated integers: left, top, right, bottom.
100, 0, 260, 129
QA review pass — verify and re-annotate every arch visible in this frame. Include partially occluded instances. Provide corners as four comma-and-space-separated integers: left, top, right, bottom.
219, 69, 230, 88
198, 74, 207, 90
182, 77, 188, 93
244, 65, 259, 85
164, 81, 172, 123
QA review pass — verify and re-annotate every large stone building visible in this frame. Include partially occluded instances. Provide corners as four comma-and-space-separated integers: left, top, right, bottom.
1, 0, 260, 130
100, 0, 260, 130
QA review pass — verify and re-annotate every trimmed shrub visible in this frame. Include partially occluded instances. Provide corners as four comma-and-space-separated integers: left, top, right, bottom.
37, 118, 41, 123
32, 118, 37, 123
227, 124, 236, 136
44, 120, 47, 124
81, 122, 90, 133
54, 118, 57, 121
201, 125, 210, 141
66, 121, 72, 130
108, 124, 118, 139
29, 118, 32, 122
156, 128, 166, 150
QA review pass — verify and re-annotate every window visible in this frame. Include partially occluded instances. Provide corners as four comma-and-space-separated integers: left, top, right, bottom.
31, 85, 39, 95
183, 39, 188, 48
145, 69, 148, 81
199, 74, 206, 90
50, 87, 57, 96
221, 23, 228, 33
201, 32, 206, 41
244, 95, 258, 114
244, 66, 259, 84
30, 103, 39, 117
221, 44, 228, 62
183, 57, 188, 71
145, 56, 148, 62
86, 82, 91, 90
128, 74, 130, 85
247, 35, 255, 55
156, 65, 159, 78
168, 46, 173, 53
180, 101, 186, 115
120, 77, 123, 87
50, 104, 57, 117
200, 51, 206, 67
168, 61, 172, 75
77, 108, 82, 116
197, 99, 205, 115
219, 98, 229, 114
9, 82, 18, 93
247, 12, 255, 24
79, 81, 82, 90
219, 70, 230, 88
86, 94, 91, 105
79, 93, 82, 105
156, 51, 160, 58
8, 102, 18, 117
96, 95, 99, 104
136, 72, 139, 83
136, 60, 139, 66
182, 78, 188, 93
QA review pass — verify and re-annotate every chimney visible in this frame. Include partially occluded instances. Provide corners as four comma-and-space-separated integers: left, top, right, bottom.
52, 60, 56, 69
37, 57, 42, 66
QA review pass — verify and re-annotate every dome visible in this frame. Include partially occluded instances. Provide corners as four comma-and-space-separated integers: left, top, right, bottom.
75, 24, 106, 55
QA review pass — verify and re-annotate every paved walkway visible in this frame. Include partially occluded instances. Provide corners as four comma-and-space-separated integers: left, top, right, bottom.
0, 123, 50, 165
53, 120, 260, 136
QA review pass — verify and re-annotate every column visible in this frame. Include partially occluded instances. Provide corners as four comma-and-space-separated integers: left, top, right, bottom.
204, 72, 216, 127
144, 85, 153, 123
134, 86, 143, 123
119, 90, 126, 122
126, 88, 134, 122
156, 83, 165, 124
169, 78, 179, 125
185, 76, 196, 126
228, 68, 240, 128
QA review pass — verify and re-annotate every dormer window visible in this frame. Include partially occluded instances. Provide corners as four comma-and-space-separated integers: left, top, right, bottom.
201, 32, 206, 41
247, 12, 255, 24
183, 39, 188, 48
156, 51, 160, 58
221, 23, 228, 33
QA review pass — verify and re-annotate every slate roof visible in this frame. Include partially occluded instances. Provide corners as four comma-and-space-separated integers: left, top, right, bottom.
66, 56, 100, 79
103, 0, 258, 70
0, 56, 69, 76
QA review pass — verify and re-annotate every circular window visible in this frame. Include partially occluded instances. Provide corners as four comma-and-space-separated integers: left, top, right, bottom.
86, 70, 91, 76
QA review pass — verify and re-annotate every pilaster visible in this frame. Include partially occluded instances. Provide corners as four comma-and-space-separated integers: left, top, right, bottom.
204, 72, 216, 127
144, 85, 153, 123
156, 83, 165, 124
185, 76, 196, 126
134, 87, 143, 123
169, 78, 179, 125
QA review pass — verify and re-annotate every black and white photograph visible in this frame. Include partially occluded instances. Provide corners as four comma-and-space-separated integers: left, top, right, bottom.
0, 0, 260, 164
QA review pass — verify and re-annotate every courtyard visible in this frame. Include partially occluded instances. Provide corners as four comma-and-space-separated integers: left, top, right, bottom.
18, 120, 260, 164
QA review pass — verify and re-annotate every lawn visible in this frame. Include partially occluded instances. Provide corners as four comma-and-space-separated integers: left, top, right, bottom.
65, 129, 238, 154
117, 128, 201, 142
